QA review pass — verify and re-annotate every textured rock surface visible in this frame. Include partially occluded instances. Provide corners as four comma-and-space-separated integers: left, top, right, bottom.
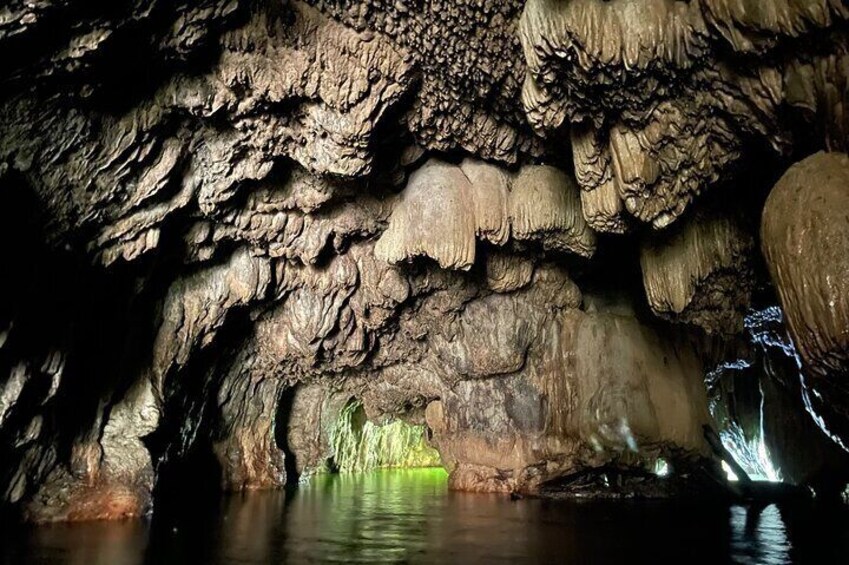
434, 306, 713, 493
762, 152, 849, 449
520, 0, 849, 228
640, 208, 755, 334
1, 0, 848, 522
375, 159, 596, 270
304, 0, 545, 163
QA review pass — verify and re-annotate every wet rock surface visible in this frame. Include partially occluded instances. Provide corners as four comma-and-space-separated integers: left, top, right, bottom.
762, 152, 849, 455
520, 0, 849, 228
1, 0, 848, 522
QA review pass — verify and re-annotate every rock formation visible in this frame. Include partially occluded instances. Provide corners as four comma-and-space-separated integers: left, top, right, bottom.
375, 159, 596, 270
521, 0, 849, 228
1, 0, 848, 522
640, 207, 755, 334
762, 152, 849, 453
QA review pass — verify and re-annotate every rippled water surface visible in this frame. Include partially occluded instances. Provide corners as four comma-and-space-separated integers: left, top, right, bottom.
3, 469, 849, 564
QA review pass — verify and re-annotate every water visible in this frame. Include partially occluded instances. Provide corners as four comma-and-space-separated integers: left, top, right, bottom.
2, 469, 848, 564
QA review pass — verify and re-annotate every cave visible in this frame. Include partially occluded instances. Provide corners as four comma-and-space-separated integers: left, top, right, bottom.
2, 0, 849, 562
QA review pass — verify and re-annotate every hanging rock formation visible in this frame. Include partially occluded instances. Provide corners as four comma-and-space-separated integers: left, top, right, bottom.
640, 208, 755, 334
375, 159, 596, 270
520, 0, 849, 228
1, 0, 849, 522
762, 152, 849, 450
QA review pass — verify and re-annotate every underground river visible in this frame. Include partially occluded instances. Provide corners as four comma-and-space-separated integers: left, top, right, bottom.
2, 468, 848, 564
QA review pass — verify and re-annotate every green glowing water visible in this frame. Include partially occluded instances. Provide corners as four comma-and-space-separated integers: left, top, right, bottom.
3, 469, 848, 564
327, 401, 441, 472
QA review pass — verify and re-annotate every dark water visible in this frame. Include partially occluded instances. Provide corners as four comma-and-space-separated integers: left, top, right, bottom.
2, 469, 849, 564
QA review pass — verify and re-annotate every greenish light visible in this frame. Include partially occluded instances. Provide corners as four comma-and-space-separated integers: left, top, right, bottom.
328, 400, 443, 473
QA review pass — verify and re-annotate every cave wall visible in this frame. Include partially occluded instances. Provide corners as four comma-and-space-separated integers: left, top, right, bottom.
1, 0, 848, 522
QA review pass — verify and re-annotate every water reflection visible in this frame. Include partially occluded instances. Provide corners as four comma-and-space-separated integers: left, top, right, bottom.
2, 469, 849, 564
731, 505, 790, 565
1, 519, 148, 565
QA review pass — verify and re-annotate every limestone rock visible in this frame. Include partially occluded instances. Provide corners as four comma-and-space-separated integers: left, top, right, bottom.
432, 307, 713, 493
376, 159, 596, 270
520, 0, 848, 227
22, 379, 159, 522
1, 0, 848, 523
213, 373, 288, 491
761, 151, 849, 447
640, 208, 755, 334
152, 248, 271, 390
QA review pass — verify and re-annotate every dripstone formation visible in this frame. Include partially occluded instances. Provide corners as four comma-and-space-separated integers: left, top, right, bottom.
1, 0, 849, 522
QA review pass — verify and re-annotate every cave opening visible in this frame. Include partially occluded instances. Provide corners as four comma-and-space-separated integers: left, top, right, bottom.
324, 398, 442, 474
278, 389, 444, 484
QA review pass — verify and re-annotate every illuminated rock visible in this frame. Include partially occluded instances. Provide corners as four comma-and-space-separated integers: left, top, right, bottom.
762, 152, 849, 449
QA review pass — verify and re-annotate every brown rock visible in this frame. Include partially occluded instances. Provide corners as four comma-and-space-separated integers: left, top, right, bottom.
761, 151, 849, 448
640, 208, 755, 334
